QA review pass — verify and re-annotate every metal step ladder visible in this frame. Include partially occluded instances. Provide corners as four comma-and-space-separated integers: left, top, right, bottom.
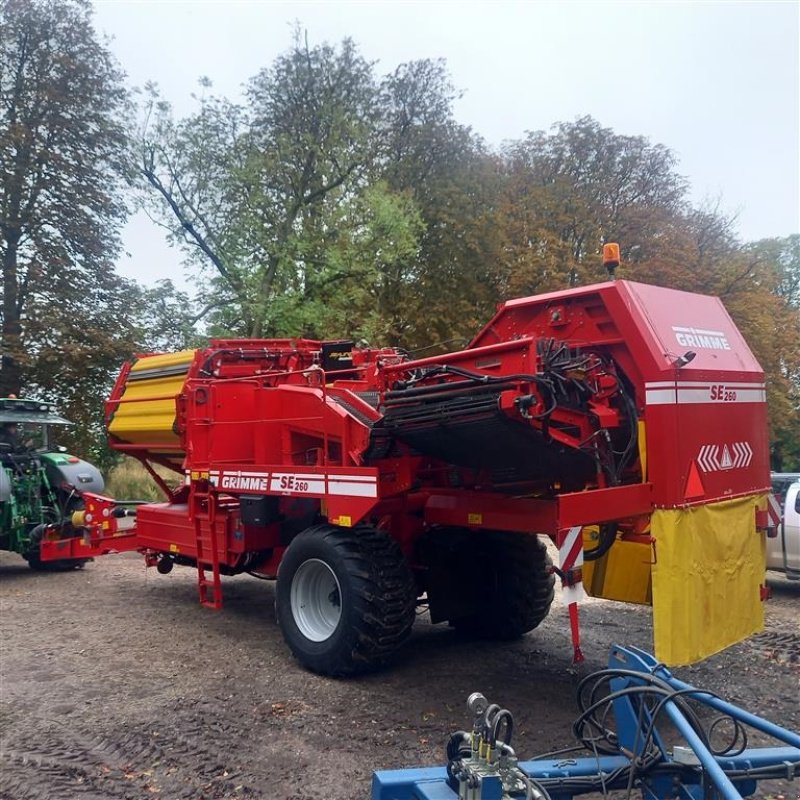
190, 485, 223, 609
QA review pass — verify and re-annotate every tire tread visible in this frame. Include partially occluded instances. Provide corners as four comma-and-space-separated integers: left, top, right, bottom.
277, 523, 416, 676
453, 530, 555, 640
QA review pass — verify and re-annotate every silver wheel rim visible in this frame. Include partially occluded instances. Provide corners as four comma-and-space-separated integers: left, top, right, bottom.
290, 558, 342, 642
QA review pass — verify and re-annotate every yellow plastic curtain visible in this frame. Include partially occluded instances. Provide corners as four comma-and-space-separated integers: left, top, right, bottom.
651, 495, 765, 665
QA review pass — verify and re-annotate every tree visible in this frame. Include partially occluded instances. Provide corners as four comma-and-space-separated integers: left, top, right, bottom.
498, 116, 688, 291
749, 234, 800, 311
742, 235, 800, 470
27, 272, 142, 469
135, 81, 250, 333
136, 34, 385, 339
133, 279, 207, 353
378, 59, 503, 349
0, 0, 135, 460
136, 46, 501, 350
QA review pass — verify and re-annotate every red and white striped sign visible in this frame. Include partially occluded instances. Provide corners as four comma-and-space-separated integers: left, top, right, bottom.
558, 526, 586, 663
559, 525, 584, 569
767, 493, 783, 528
558, 525, 586, 605
645, 381, 766, 406
199, 469, 378, 498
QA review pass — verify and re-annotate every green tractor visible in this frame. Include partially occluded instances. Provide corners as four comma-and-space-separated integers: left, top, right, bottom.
0, 397, 104, 570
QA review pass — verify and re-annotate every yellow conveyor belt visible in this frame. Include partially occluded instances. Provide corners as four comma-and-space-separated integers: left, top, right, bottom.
107, 350, 197, 469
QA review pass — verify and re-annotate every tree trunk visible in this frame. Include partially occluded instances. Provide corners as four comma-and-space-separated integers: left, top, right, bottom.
1, 231, 23, 395
250, 250, 283, 338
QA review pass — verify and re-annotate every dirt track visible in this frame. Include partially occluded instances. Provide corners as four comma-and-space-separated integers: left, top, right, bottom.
1, 551, 798, 800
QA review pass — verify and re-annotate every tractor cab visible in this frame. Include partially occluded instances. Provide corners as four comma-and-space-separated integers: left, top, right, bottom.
0, 397, 104, 569
0, 397, 72, 457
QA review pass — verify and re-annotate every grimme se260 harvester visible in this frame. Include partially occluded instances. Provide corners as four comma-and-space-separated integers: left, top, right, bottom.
42, 248, 774, 675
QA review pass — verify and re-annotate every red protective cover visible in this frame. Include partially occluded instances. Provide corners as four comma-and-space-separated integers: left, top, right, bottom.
471, 280, 770, 507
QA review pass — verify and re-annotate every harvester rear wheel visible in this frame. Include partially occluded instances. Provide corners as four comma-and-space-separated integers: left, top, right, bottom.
451, 530, 555, 640
276, 523, 416, 676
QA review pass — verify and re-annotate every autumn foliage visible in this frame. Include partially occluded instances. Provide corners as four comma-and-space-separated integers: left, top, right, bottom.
1, 4, 798, 468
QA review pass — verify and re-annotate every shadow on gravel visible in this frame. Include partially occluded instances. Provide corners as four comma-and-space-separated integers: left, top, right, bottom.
0, 559, 35, 578
0, 557, 91, 580
766, 572, 800, 596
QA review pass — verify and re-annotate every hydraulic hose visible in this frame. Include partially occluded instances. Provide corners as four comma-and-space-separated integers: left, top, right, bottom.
583, 523, 618, 562
491, 709, 514, 746
446, 731, 471, 761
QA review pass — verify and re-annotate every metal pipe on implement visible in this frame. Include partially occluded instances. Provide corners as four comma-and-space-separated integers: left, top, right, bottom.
660, 699, 744, 800
658, 671, 800, 750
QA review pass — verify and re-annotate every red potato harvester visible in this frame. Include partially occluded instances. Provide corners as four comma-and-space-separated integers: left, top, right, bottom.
43, 246, 774, 675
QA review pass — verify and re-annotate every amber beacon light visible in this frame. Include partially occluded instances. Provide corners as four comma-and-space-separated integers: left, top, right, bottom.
603, 243, 621, 278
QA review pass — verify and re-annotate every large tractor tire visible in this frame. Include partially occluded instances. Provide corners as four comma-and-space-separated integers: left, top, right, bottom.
453, 530, 555, 640
276, 523, 416, 676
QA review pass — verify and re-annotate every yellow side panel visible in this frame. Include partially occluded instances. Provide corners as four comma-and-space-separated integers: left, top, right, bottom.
107, 351, 196, 449
582, 528, 652, 606
637, 420, 647, 481
651, 495, 765, 666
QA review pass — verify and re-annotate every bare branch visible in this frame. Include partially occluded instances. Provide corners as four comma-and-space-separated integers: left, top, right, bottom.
139, 162, 244, 297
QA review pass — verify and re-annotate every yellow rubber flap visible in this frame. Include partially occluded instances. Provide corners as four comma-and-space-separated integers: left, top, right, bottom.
651, 495, 765, 665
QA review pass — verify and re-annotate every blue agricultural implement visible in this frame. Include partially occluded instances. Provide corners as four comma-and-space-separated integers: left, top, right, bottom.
372, 645, 800, 800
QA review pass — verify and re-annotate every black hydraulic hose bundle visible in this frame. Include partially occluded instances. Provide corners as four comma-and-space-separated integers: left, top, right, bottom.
527, 668, 756, 795
446, 731, 471, 762
611, 383, 639, 482
491, 709, 514, 747
389, 358, 638, 482
573, 668, 750, 759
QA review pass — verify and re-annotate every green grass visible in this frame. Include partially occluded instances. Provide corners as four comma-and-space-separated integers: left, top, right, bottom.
104, 457, 182, 501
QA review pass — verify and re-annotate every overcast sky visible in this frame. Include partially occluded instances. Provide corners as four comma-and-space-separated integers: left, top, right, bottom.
92, 0, 800, 290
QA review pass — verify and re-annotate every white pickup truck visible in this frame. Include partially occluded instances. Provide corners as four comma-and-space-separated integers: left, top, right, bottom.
767, 473, 800, 579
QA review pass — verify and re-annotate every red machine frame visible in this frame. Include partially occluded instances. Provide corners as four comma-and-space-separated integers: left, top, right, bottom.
42, 278, 772, 664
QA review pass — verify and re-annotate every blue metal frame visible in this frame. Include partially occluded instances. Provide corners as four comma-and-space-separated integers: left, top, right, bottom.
372, 645, 800, 800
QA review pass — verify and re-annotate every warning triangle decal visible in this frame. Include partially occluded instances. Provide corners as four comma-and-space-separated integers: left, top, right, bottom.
720, 444, 733, 469
684, 460, 705, 500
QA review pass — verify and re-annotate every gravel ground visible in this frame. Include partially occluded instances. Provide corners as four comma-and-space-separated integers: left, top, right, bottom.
0, 550, 798, 800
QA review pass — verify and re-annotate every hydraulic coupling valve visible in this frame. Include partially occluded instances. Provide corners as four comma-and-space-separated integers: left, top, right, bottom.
445, 692, 544, 800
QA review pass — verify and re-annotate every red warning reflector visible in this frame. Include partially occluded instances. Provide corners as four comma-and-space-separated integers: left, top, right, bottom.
684, 460, 705, 500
